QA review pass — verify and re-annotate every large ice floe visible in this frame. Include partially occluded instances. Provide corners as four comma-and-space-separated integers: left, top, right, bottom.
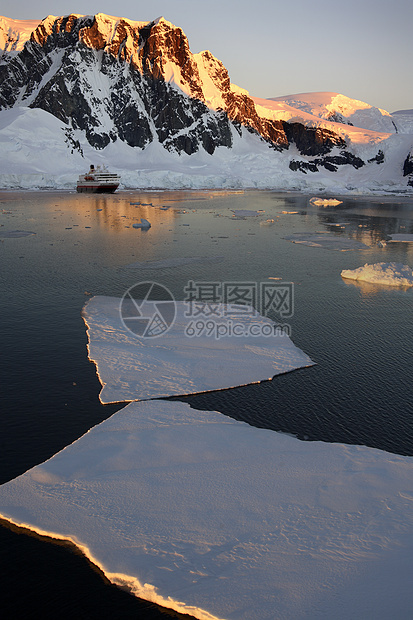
83, 296, 313, 403
341, 262, 413, 287
1, 294, 413, 619
1, 399, 413, 620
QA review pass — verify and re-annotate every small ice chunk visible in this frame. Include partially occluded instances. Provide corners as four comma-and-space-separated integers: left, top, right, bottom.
341, 262, 413, 287
133, 218, 151, 229
231, 209, 262, 218
284, 232, 369, 250
309, 197, 343, 206
0, 230, 36, 238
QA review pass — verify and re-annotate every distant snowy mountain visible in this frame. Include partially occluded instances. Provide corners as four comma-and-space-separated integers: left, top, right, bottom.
0, 16, 39, 54
0, 13, 412, 192
254, 92, 397, 133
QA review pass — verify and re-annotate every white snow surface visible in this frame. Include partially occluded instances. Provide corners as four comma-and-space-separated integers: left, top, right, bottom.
83, 296, 313, 403
256, 92, 396, 133
0, 102, 411, 193
341, 262, 413, 287
0, 101, 411, 193
1, 399, 413, 620
0, 16, 41, 54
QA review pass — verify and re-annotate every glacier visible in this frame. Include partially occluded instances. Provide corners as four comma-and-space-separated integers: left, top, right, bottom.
0, 104, 412, 194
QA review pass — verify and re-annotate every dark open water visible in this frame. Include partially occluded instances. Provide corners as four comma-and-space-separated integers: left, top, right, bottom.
0, 189, 412, 618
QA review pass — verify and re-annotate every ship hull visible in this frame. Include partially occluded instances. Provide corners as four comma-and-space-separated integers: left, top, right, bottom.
76, 184, 119, 193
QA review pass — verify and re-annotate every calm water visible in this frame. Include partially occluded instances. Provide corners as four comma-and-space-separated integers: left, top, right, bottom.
1, 189, 412, 617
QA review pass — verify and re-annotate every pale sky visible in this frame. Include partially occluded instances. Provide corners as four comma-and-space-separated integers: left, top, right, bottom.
2, 0, 412, 112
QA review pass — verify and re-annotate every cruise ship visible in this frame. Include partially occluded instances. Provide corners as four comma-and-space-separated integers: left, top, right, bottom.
76, 165, 120, 193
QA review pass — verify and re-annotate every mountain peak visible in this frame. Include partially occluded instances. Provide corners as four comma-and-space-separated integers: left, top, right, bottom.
255, 91, 396, 134
1, 13, 412, 190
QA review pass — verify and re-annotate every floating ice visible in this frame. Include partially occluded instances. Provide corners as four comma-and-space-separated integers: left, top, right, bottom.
0, 229, 36, 237
82, 295, 314, 403
132, 218, 151, 229
231, 209, 262, 218
283, 232, 369, 250
309, 197, 343, 206
124, 256, 224, 269
341, 262, 413, 287
1, 399, 413, 620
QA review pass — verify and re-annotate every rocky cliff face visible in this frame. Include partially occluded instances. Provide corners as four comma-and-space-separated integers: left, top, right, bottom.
403, 152, 413, 186
0, 13, 379, 169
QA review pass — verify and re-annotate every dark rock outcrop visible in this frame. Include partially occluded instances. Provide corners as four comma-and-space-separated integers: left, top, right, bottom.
403, 152, 413, 186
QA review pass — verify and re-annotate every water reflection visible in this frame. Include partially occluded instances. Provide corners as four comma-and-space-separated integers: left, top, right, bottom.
341, 277, 412, 296
2, 188, 413, 620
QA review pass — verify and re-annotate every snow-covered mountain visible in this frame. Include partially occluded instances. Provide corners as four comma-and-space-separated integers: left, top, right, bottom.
254, 92, 397, 133
0, 13, 412, 192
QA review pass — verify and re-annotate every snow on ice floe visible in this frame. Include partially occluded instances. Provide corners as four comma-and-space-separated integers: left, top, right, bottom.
283, 232, 369, 251
1, 399, 413, 620
82, 295, 314, 403
341, 262, 413, 287
309, 197, 343, 207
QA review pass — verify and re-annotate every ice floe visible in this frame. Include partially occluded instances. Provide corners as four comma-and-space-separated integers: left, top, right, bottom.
1, 399, 413, 620
0, 229, 36, 237
283, 232, 369, 250
132, 218, 151, 229
230, 209, 263, 218
82, 295, 314, 403
309, 197, 343, 206
341, 262, 413, 287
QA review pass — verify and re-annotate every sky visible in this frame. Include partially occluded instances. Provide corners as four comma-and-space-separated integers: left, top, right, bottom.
2, 0, 412, 113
